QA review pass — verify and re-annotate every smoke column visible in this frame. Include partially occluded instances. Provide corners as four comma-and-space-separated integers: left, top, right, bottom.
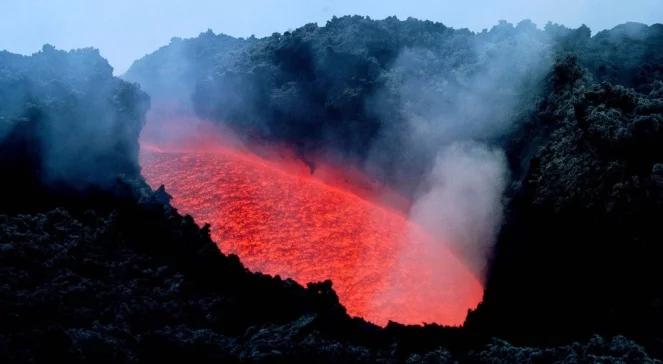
407, 143, 507, 278
368, 20, 553, 278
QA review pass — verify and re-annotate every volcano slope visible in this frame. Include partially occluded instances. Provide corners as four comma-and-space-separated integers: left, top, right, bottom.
467, 58, 663, 346
4, 45, 653, 364
126, 17, 663, 354
2, 23, 663, 364
1, 47, 659, 364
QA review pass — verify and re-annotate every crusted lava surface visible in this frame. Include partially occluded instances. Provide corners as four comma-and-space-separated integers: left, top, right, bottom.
140, 140, 482, 326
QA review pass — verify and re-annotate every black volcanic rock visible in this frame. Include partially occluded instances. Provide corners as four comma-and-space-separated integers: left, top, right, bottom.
2, 201, 660, 362
467, 336, 660, 363
0, 191, 376, 363
467, 57, 663, 350
125, 18, 663, 196
0, 45, 149, 211
125, 16, 550, 194
3, 20, 663, 362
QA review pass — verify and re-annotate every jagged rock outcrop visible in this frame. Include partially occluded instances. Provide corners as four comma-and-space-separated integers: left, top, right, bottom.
467, 58, 663, 354
3, 19, 663, 362
0, 45, 149, 211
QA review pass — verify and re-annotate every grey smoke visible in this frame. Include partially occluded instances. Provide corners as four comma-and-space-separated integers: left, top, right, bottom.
0, 45, 148, 192
369, 20, 554, 278
409, 143, 508, 277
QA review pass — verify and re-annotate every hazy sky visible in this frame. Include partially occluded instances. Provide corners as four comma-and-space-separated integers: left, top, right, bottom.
1, 0, 662, 74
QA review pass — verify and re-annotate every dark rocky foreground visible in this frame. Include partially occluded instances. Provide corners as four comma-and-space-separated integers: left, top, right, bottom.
1, 184, 660, 363
0, 200, 660, 363
2, 19, 663, 363
467, 59, 663, 349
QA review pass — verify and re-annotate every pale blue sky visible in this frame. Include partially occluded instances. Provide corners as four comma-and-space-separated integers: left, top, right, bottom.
1, 0, 662, 74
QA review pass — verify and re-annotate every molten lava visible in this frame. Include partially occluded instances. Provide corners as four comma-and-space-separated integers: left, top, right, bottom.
140, 122, 482, 326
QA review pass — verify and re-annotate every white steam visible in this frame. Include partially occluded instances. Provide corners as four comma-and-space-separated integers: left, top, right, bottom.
370, 20, 554, 279
410, 142, 508, 278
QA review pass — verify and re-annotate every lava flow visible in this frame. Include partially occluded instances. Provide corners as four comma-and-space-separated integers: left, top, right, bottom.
139, 121, 482, 326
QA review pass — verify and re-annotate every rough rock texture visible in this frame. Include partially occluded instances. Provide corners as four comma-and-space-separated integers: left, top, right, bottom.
125, 19, 663, 197
1, 199, 660, 363
2, 22, 663, 363
0, 189, 368, 363
125, 18, 663, 354
467, 57, 663, 355
0, 45, 149, 211
468, 336, 661, 364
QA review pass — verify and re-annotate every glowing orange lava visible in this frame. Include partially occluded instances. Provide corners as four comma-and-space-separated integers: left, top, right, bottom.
139, 123, 482, 326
